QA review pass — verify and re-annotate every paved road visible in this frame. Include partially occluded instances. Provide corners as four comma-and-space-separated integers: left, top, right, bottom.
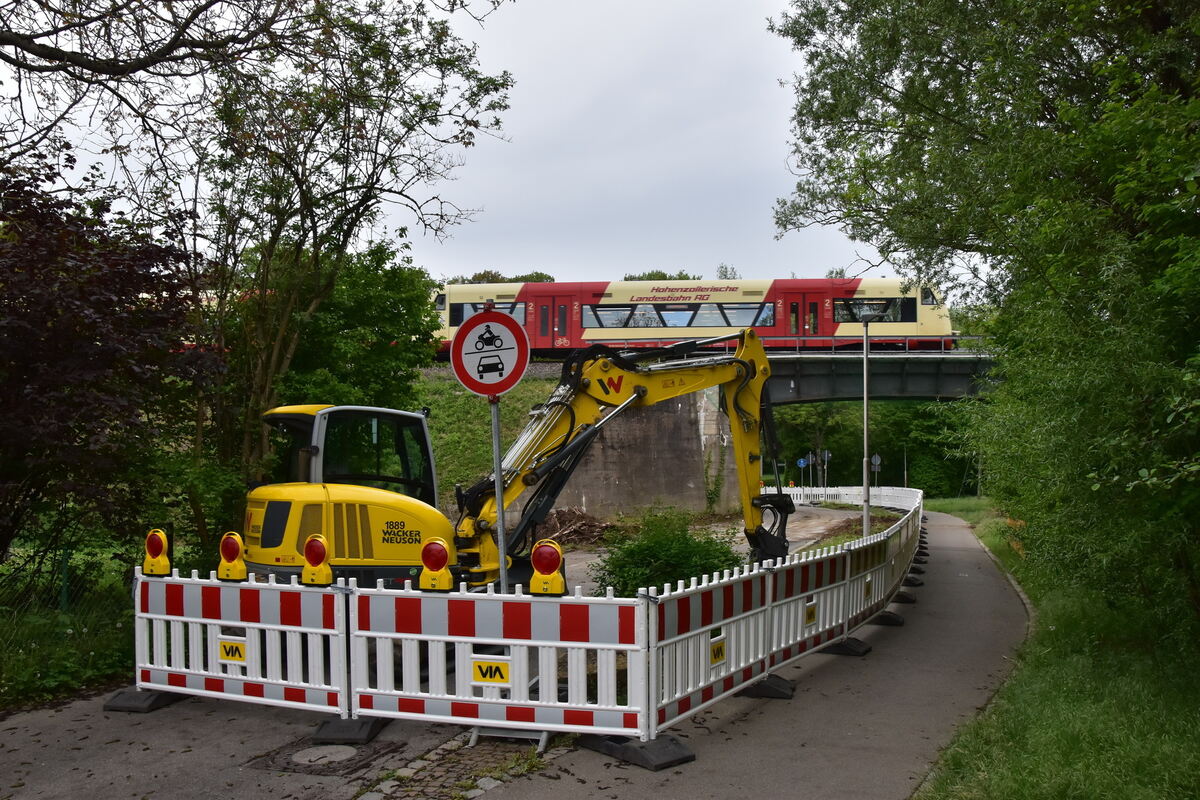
490, 510, 1029, 800
0, 511, 1027, 800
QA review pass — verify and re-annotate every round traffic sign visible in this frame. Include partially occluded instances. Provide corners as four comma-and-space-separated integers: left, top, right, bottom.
450, 311, 530, 396
796, 458, 807, 468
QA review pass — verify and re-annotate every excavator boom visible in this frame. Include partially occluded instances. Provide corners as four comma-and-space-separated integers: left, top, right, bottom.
453, 329, 792, 586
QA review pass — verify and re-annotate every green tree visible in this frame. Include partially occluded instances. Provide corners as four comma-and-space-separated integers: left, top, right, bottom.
444, 269, 555, 284
716, 263, 741, 280
773, 0, 1200, 624
0, 156, 214, 562
277, 243, 439, 411
622, 270, 700, 281
199, 0, 510, 472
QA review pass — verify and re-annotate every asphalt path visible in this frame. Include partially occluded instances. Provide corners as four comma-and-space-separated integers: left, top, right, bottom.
0, 511, 1027, 800
490, 510, 1029, 800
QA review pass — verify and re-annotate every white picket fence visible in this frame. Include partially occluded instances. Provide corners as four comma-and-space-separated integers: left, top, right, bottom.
130, 487, 923, 741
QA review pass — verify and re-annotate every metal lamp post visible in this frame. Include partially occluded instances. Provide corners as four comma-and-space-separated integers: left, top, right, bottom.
853, 299, 893, 537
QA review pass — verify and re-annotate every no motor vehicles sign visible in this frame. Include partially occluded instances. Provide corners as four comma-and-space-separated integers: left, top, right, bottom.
450, 310, 530, 397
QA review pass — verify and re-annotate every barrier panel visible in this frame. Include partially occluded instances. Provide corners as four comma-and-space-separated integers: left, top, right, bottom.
134, 572, 348, 715
648, 486, 922, 736
647, 564, 775, 731
125, 487, 922, 745
349, 582, 650, 739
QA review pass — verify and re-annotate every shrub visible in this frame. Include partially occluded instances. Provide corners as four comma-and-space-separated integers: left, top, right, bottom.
588, 509, 743, 597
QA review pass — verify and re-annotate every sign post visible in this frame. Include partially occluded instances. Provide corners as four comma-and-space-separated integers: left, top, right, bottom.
450, 307, 530, 593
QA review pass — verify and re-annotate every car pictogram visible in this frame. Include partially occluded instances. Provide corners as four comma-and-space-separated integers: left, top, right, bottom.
477, 354, 505, 378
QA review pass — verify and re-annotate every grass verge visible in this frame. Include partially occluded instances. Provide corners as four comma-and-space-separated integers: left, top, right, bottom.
914, 502, 1200, 800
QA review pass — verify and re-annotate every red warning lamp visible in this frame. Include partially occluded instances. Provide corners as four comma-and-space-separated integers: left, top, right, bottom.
301, 534, 332, 586
145, 531, 164, 559
531, 542, 563, 575
143, 528, 170, 576
421, 539, 449, 572
220, 534, 241, 563
529, 539, 565, 596
217, 531, 248, 582
418, 538, 453, 591
304, 536, 327, 567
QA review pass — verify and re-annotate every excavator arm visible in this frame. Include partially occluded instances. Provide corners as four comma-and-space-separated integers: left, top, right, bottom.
452, 329, 794, 587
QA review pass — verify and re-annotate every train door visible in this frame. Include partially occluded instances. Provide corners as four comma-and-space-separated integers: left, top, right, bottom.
529, 292, 573, 349
782, 292, 823, 347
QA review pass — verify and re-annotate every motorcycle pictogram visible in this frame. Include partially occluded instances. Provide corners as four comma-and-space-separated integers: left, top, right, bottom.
474, 324, 504, 350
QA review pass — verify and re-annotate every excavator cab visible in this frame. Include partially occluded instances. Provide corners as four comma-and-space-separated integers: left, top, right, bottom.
243, 405, 453, 585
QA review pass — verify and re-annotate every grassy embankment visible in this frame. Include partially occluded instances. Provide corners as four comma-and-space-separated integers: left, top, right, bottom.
414, 368, 559, 513
917, 497, 1200, 800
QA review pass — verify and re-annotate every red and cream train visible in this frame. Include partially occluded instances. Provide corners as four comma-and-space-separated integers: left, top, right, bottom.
434, 278, 954, 354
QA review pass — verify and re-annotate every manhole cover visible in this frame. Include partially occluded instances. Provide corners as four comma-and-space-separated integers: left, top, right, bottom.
248, 739, 406, 777
291, 745, 359, 765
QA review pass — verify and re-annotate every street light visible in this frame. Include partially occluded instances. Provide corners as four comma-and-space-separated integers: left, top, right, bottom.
848, 298, 894, 537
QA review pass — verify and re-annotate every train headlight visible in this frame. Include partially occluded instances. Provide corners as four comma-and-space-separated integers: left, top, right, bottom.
217, 531, 248, 582
529, 540, 565, 596
143, 529, 171, 576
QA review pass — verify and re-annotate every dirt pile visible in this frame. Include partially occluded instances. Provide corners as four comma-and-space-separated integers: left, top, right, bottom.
530, 508, 610, 547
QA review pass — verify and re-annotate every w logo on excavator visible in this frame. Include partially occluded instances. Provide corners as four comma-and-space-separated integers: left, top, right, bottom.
597, 376, 624, 395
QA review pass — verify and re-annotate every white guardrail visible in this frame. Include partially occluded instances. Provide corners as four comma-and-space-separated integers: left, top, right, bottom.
131, 487, 922, 741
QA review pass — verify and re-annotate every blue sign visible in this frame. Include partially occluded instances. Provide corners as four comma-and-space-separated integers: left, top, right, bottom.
796, 458, 807, 468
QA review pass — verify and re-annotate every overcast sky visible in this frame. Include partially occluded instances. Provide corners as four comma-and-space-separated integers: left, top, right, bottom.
404, 0, 885, 284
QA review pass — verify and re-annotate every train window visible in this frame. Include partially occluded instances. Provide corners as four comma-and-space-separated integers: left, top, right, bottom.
757, 304, 775, 326
587, 306, 633, 327
900, 297, 917, 322
539, 305, 550, 336
693, 304, 724, 326
833, 298, 905, 322
789, 303, 799, 334
582, 306, 600, 327
921, 288, 938, 305
450, 302, 523, 326
435, 293, 446, 311
723, 303, 761, 326
629, 304, 661, 327
557, 303, 568, 335
809, 302, 818, 335
659, 304, 695, 327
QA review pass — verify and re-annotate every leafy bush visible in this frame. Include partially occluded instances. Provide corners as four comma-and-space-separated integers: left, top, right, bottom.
588, 509, 743, 597
0, 550, 134, 709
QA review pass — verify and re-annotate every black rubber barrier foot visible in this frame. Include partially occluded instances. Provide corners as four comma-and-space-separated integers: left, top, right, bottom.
820, 637, 872, 657
869, 610, 905, 626
311, 717, 390, 745
891, 590, 917, 604
103, 687, 187, 713
909, 565, 926, 574
917, 548, 930, 557
912, 556, 928, 565
578, 733, 695, 771
904, 575, 925, 587
736, 673, 794, 699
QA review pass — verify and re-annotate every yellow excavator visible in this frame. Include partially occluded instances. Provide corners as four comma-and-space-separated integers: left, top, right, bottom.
240, 330, 794, 593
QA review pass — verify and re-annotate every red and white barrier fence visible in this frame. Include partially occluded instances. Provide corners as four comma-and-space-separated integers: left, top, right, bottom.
128, 487, 922, 743
350, 583, 647, 737
134, 572, 349, 715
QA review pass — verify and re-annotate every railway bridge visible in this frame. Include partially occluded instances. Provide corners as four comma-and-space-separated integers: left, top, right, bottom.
765, 349, 994, 403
